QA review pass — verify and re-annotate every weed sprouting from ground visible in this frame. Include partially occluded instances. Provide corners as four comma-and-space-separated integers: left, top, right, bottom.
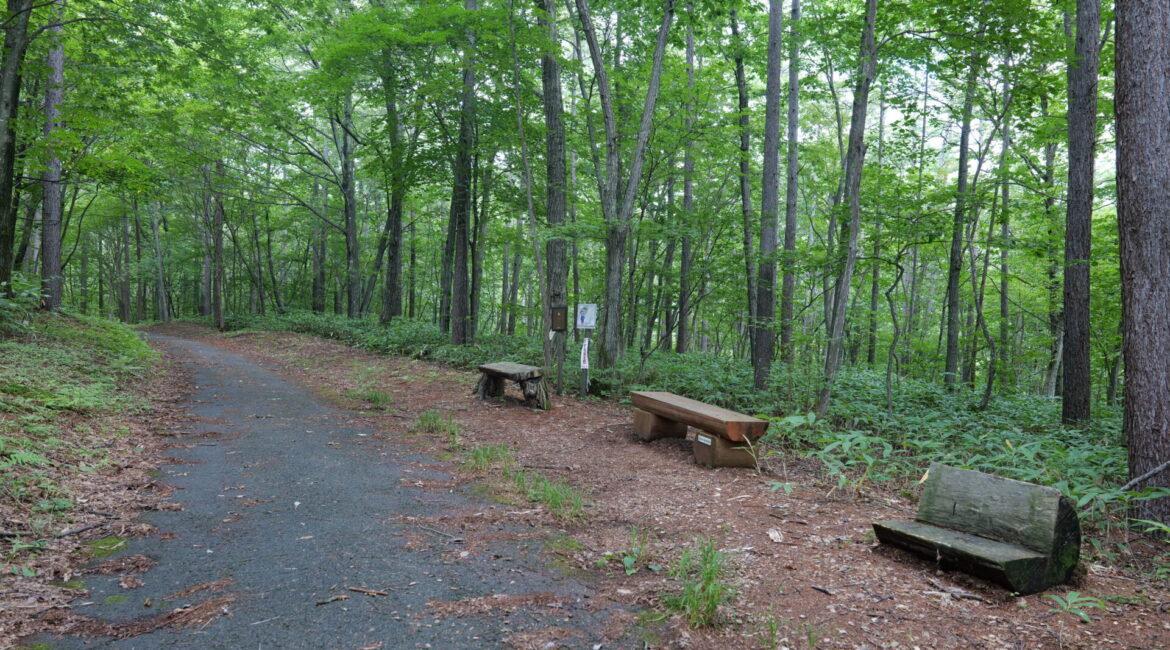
410, 410, 461, 448
506, 469, 586, 521
663, 536, 733, 628
461, 444, 514, 472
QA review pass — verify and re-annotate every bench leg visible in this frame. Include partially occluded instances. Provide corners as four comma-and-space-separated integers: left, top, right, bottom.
633, 408, 688, 442
475, 374, 505, 400
693, 434, 757, 469
520, 377, 551, 410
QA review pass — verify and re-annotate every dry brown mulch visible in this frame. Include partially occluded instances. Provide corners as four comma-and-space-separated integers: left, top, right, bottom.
170, 323, 1169, 649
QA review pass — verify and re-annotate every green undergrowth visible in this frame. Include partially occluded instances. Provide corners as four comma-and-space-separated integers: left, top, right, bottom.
661, 536, 733, 628
2, 311, 156, 570
220, 311, 1148, 540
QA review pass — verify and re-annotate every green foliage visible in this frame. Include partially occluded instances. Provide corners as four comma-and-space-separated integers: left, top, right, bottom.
1045, 591, 1106, 624
662, 536, 733, 628
0, 275, 41, 334
596, 526, 661, 575
1, 313, 155, 534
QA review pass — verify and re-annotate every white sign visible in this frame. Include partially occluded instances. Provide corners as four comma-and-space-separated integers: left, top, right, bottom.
580, 338, 590, 369
576, 303, 598, 329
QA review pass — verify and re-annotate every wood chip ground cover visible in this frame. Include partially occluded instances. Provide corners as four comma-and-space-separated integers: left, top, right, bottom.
6, 321, 1167, 648
152, 323, 1169, 649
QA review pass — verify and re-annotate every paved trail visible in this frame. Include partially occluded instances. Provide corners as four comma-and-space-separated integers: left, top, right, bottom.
48, 334, 628, 649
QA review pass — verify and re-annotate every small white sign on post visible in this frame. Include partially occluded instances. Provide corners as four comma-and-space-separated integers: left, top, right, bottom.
576, 303, 598, 330
580, 338, 590, 369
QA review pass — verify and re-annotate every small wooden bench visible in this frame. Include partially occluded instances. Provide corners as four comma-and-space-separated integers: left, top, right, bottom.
630, 391, 768, 468
872, 463, 1080, 595
475, 362, 550, 410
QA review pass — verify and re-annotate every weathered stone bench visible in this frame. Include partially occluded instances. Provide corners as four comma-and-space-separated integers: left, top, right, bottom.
629, 391, 768, 469
474, 362, 550, 410
872, 463, 1080, 595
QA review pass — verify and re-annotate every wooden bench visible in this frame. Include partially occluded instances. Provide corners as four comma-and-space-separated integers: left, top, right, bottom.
630, 391, 768, 468
475, 362, 550, 410
872, 463, 1080, 595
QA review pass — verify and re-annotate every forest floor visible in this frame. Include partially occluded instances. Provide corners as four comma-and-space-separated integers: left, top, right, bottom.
11, 322, 1170, 649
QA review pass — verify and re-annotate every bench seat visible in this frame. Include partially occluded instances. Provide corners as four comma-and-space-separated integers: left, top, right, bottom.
630, 391, 767, 442
475, 363, 550, 410
873, 463, 1080, 595
873, 520, 1051, 593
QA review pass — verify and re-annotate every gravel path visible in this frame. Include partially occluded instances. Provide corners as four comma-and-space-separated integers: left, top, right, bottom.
45, 334, 631, 649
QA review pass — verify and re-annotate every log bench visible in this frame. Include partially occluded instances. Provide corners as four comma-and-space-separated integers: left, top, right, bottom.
475, 362, 550, 410
872, 463, 1080, 595
629, 391, 768, 469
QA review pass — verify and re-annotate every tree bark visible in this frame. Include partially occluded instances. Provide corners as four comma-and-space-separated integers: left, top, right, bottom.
38, 0, 64, 310
944, 51, 981, 388
539, 0, 568, 389
819, 0, 875, 416
575, 0, 674, 368
450, 0, 477, 344
730, 10, 756, 364
676, 10, 695, 354
780, 0, 801, 363
0, 0, 32, 295
753, 0, 784, 390
1062, 0, 1099, 423
816, 0, 877, 416
1116, 0, 1170, 524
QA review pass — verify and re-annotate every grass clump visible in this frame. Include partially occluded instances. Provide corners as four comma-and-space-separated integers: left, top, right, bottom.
507, 469, 586, 521
461, 444, 515, 472
410, 410, 461, 448
662, 536, 733, 628
345, 387, 392, 409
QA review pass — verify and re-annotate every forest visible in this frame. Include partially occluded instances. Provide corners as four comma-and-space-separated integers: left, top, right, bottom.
0, 0, 1168, 528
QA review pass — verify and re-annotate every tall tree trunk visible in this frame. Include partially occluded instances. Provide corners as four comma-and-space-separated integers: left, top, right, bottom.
118, 210, 131, 323
311, 183, 327, 313
1041, 94, 1062, 396
677, 10, 694, 354
944, 51, 981, 388
211, 165, 226, 331
149, 202, 169, 321
39, 0, 64, 310
380, 57, 406, 323
1116, 0, 1170, 525
575, 0, 674, 368
753, 0, 783, 390
0, 0, 32, 296
780, 0, 801, 363
731, 9, 756, 363
816, 0, 877, 416
540, 0, 568, 389
450, 0, 478, 345
1062, 0, 1099, 423
339, 95, 360, 319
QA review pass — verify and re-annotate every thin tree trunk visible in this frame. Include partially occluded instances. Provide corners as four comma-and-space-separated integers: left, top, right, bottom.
677, 10, 694, 354
780, 0, 801, 363
816, 0, 878, 416
574, 0, 674, 368
38, 0, 64, 310
944, 48, 982, 388
731, 9, 756, 363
